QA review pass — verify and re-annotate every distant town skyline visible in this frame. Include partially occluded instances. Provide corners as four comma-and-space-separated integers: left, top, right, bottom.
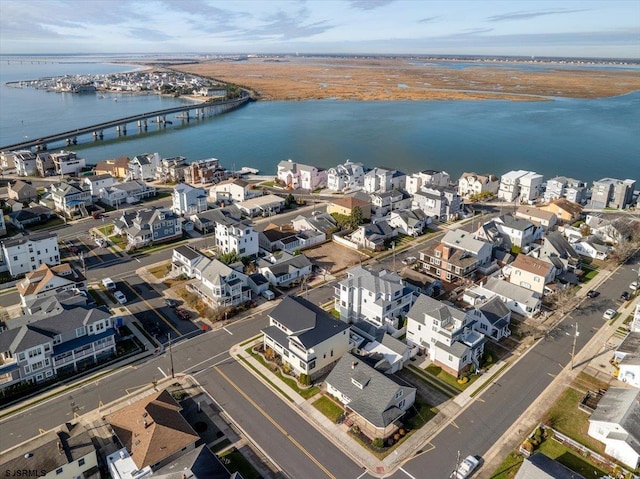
1, 0, 638, 59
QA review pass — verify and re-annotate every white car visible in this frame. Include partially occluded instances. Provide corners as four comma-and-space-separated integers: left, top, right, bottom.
402, 256, 417, 266
452, 455, 480, 479
630, 281, 638, 291
102, 278, 116, 291
113, 290, 127, 305
603, 309, 617, 320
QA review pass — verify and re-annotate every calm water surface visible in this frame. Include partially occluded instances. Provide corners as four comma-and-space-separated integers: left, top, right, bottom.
1, 56, 638, 184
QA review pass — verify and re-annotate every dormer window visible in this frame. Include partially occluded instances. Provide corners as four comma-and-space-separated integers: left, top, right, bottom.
395, 390, 403, 399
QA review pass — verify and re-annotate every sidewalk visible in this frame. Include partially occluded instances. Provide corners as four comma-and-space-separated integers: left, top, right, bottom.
230, 338, 510, 477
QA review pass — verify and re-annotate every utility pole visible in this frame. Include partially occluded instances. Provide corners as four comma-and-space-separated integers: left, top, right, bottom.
571, 322, 579, 369
392, 241, 396, 272
168, 332, 175, 379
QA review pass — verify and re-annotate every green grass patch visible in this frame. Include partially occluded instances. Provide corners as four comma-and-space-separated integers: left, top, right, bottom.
219, 449, 260, 479
97, 225, 114, 236
28, 217, 65, 230
260, 180, 276, 187
489, 451, 523, 479
130, 239, 189, 256
210, 438, 231, 453
425, 364, 472, 392
538, 438, 608, 478
582, 266, 599, 282
542, 387, 605, 454
247, 347, 320, 399
148, 262, 172, 279
239, 335, 261, 347
405, 400, 438, 430
329, 308, 340, 318
312, 395, 344, 422
406, 365, 457, 398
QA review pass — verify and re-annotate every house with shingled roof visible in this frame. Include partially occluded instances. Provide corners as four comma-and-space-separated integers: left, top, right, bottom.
406, 294, 487, 377
113, 207, 181, 249
262, 295, 351, 379
326, 352, 416, 440
189, 258, 251, 307
514, 453, 585, 479
507, 254, 556, 295
95, 156, 130, 178
7, 180, 38, 203
613, 332, 640, 389
540, 198, 583, 224
17, 263, 86, 310
257, 251, 312, 287
107, 389, 200, 471
588, 387, 640, 469
335, 265, 414, 331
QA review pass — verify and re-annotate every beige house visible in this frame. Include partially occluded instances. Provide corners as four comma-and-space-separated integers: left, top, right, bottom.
457, 172, 499, 198
261, 295, 351, 380
539, 198, 583, 224
327, 195, 371, 220
95, 156, 130, 178
108, 389, 199, 471
507, 254, 555, 295
17, 263, 86, 310
515, 205, 558, 230
7, 180, 38, 203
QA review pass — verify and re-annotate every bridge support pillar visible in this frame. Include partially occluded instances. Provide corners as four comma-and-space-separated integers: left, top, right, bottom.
116, 125, 121, 135
66, 138, 71, 146
72, 136, 77, 145
99, 130, 103, 139
122, 124, 127, 135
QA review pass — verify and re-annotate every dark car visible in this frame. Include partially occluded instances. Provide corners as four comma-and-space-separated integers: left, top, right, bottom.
586, 290, 600, 298
165, 298, 178, 308
175, 308, 191, 320
92, 212, 104, 219
621, 291, 631, 301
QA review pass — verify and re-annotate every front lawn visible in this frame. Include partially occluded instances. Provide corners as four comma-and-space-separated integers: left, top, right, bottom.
312, 395, 344, 422
219, 449, 260, 479
425, 364, 473, 391
148, 262, 172, 279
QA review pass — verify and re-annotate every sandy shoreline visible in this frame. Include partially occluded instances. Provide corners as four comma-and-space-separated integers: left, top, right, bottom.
165, 56, 640, 102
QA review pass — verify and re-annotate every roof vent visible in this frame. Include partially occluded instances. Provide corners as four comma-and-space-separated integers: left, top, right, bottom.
351, 361, 358, 369
24, 453, 33, 459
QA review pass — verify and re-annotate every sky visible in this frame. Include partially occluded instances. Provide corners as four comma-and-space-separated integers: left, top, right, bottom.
1, 0, 639, 59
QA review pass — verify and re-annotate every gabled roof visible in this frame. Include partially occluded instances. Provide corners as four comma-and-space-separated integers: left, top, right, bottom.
543, 231, 579, 260
258, 252, 312, 278
326, 353, 415, 428
17, 263, 84, 297
407, 294, 467, 326
496, 214, 536, 232
617, 332, 640, 356
441, 229, 489, 255
546, 198, 583, 216
267, 295, 349, 348
511, 254, 554, 276
483, 277, 540, 306
589, 387, 640, 454
330, 195, 369, 210
151, 444, 229, 479
474, 296, 510, 326
515, 453, 585, 479
108, 389, 199, 470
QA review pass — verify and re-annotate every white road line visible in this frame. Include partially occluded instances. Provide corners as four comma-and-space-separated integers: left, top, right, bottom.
157, 366, 168, 378
356, 471, 369, 479
135, 257, 141, 263
399, 467, 417, 479
183, 351, 229, 374
192, 356, 234, 376
223, 327, 233, 335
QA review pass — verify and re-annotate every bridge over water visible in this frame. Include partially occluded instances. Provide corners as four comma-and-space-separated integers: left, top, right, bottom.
0, 94, 250, 152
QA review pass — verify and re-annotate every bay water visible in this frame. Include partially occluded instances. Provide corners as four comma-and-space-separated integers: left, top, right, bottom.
1, 56, 638, 184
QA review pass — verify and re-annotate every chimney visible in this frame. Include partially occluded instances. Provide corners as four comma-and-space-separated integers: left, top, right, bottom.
351, 361, 357, 369
57, 441, 63, 454
143, 418, 148, 428
442, 245, 451, 260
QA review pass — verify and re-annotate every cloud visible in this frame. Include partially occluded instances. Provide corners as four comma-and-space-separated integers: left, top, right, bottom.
349, 0, 395, 11
458, 27, 495, 36
487, 8, 589, 22
418, 16, 439, 24
127, 27, 174, 41
237, 8, 335, 41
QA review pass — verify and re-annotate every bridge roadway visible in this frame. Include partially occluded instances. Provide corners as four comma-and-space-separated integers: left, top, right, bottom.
0, 94, 250, 151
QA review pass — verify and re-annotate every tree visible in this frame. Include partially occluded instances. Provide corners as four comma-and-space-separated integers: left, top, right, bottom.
350, 206, 364, 229
547, 286, 575, 316
284, 193, 295, 208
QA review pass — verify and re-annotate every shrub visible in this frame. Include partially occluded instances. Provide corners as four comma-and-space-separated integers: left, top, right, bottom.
399, 428, 406, 436
387, 437, 394, 447
393, 433, 401, 441
521, 439, 534, 454
351, 425, 360, 434
299, 373, 311, 386
264, 347, 277, 361
372, 438, 384, 448
457, 376, 469, 384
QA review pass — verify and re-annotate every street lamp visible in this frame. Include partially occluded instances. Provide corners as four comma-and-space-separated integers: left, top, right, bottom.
570, 323, 579, 370
168, 332, 175, 379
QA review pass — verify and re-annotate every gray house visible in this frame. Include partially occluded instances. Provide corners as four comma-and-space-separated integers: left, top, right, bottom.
326, 352, 416, 440
113, 207, 182, 249
412, 186, 463, 221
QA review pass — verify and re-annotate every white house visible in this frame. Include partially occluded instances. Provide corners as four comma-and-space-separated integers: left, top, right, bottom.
387, 209, 430, 236
210, 178, 255, 203
236, 194, 285, 218
412, 186, 463, 221
335, 265, 414, 331
464, 276, 541, 318
190, 258, 251, 307
406, 294, 486, 377
127, 152, 161, 181
172, 183, 208, 215
49, 180, 92, 218
515, 205, 558, 230
11, 150, 38, 176
613, 332, 640, 389
406, 170, 450, 194
326, 352, 416, 440
588, 387, 640, 469
171, 245, 205, 277
498, 170, 543, 203
370, 190, 412, 217
261, 295, 351, 379
50, 150, 86, 176
214, 215, 258, 257
544, 176, 587, 204
17, 263, 86, 310
475, 214, 542, 249
572, 238, 612, 260
258, 251, 313, 287
326, 160, 367, 192
98, 180, 156, 207
457, 172, 499, 198
82, 173, 116, 198
363, 167, 406, 193
0, 231, 60, 277
277, 159, 327, 190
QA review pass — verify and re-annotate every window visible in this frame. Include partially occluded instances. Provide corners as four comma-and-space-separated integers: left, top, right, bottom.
56, 467, 64, 474
18, 352, 25, 361
78, 458, 85, 467
395, 390, 403, 399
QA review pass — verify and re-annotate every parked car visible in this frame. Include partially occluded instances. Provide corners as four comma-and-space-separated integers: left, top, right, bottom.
113, 290, 127, 305
165, 298, 178, 308
402, 256, 418, 266
603, 308, 617, 320
92, 212, 104, 219
451, 455, 480, 479
630, 281, 638, 291
261, 290, 275, 300
586, 290, 600, 298
175, 308, 191, 320
621, 291, 631, 301
102, 278, 116, 291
